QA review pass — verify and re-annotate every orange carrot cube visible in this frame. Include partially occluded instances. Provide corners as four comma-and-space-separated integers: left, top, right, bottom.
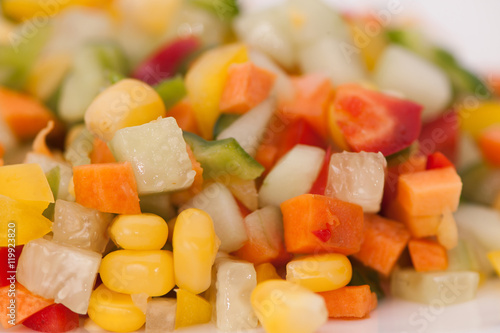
408, 239, 448, 272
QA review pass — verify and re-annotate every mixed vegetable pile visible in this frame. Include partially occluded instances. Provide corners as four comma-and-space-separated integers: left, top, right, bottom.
0, 0, 500, 332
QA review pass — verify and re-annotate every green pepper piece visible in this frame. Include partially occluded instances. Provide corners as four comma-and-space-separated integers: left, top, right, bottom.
183, 131, 264, 180
154, 76, 187, 110
212, 113, 240, 138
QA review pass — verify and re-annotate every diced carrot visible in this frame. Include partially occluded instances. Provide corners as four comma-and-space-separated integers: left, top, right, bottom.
426, 151, 454, 170
90, 137, 116, 164
278, 74, 333, 138
170, 144, 203, 206
384, 199, 441, 238
219, 62, 276, 114
0, 143, 4, 166
280, 194, 364, 255
353, 214, 410, 276
73, 162, 141, 215
478, 126, 500, 167
317, 285, 376, 318
408, 238, 448, 272
165, 99, 201, 135
234, 237, 291, 267
0, 283, 53, 328
0, 87, 56, 141
382, 153, 427, 210
397, 167, 462, 217
369, 292, 378, 312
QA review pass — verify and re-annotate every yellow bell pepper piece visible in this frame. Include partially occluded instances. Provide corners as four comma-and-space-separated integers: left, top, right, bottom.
286, 253, 352, 293
459, 100, 500, 138
100, 250, 175, 297
175, 289, 212, 329
173, 208, 220, 294
0, 163, 54, 213
251, 280, 328, 333
185, 43, 248, 139
109, 213, 169, 250
2, 0, 111, 21
255, 263, 282, 284
0, 195, 52, 246
88, 284, 145, 333
85, 78, 166, 142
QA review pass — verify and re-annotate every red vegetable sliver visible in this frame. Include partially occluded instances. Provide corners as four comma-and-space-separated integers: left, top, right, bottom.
23, 304, 79, 333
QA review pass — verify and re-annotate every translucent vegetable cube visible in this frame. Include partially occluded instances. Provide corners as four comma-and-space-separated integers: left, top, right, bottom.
146, 298, 176, 333
53, 199, 113, 253
454, 203, 500, 251
251, 280, 328, 333
180, 183, 247, 252
109, 117, 195, 194
325, 151, 386, 213
17, 238, 101, 314
210, 257, 258, 331
391, 269, 480, 305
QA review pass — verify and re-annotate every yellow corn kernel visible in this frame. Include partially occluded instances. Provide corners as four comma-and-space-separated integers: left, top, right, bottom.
459, 101, 500, 138
0, 163, 54, 214
173, 208, 220, 294
255, 263, 282, 284
487, 251, 500, 277
100, 250, 175, 296
175, 289, 212, 329
88, 284, 145, 333
85, 78, 166, 142
251, 280, 328, 333
185, 43, 248, 139
286, 253, 352, 292
109, 213, 168, 250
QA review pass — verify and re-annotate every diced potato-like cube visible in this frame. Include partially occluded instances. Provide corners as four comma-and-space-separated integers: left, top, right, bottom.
53, 199, 113, 253
17, 238, 101, 314
146, 298, 176, 333
325, 151, 386, 213
109, 117, 195, 194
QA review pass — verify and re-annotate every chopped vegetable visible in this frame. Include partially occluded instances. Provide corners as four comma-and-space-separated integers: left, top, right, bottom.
281, 194, 364, 255
318, 285, 377, 318
408, 238, 448, 272
73, 162, 141, 215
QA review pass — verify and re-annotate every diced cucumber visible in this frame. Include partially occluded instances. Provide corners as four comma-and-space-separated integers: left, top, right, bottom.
154, 76, 187, 110
386, 28, 491, 98
183, 131, 265, 180
109, 117, 196, 195
43, 166, 60, 220
391, 268, 480, 305
58, 42, 128, 123
447, 239, 480, 272
213, 113, 240, 139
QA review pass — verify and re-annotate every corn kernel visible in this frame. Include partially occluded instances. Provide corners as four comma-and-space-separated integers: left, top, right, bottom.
251, 280, 328, 333
100, 250, 175, 296
88, 284, 146, 333
286, 253, 352, 292
173, 208, 220, 294
109, 213, 168, 250
175, 289, 211, 329
85, 78, 166, 142
255, 263, 282, 284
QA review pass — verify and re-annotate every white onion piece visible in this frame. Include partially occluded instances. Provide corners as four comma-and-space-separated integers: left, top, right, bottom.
374, 45, 452, 121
